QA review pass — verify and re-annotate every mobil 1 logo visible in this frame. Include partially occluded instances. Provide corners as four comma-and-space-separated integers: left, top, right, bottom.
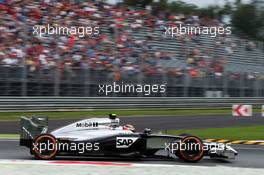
116, 137, 139, 148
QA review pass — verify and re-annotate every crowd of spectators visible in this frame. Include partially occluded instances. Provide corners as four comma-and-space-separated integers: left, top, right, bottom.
0, 0, 263, 82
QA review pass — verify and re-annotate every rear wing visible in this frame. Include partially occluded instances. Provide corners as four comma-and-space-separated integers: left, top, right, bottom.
20, 116, 48, 147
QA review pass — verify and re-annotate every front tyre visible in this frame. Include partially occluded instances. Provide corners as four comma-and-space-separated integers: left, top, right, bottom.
177, 136, 204, 163
32, 134, 58, 160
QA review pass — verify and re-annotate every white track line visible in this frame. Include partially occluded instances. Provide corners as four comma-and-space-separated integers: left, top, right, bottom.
0, 139, 19, 142
235, 147, 264, 150
0, 159, 176, 167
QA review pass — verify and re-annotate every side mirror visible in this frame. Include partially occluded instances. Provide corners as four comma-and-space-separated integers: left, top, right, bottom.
109, 113, 117, 120
144, 128, 152, 135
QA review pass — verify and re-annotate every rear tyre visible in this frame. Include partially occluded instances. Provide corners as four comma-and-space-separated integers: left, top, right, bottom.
176, 136, 204, 163
32, 134, 58, 160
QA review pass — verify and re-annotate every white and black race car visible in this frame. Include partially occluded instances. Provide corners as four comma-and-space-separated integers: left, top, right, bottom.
20, 114, 237, 162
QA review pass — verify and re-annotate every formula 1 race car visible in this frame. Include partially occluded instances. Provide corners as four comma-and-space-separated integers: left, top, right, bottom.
20, 114, 238, 162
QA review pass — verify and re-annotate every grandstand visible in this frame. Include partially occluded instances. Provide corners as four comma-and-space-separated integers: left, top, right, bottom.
0, 0, 263, 97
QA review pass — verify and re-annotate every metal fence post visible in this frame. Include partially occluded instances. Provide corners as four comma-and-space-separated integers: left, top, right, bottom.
137, 72, 143, 97
162, 72, 167, 97
203, 72, 207, 97
21, 58, 27, 96
183, 69, 188, 97
255, 77, 261, 97
223, 70, 228, 97
254, 78, 258, 97
84, 67, 90, 96
240, 73, 245, 97
54, 67, 60, 96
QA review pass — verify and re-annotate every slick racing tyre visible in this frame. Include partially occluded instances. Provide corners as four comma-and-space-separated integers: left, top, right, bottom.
32, 134, 58, 160
176, 136, 204, 163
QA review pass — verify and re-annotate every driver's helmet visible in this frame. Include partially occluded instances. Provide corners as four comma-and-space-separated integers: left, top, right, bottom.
123, 124, 135, 132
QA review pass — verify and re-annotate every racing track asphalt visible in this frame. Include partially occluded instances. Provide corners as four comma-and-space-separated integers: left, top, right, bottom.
0, 139, 263, 168
0, 114, 264, 134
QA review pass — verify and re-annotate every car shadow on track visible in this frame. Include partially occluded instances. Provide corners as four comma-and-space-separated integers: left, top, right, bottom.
28, 156, 233, 167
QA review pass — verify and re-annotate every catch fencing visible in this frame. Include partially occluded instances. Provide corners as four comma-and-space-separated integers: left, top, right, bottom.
0, 97, 262, 112
0, 66, 264, 97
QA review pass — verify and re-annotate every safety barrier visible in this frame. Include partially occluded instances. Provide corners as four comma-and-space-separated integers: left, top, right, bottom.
0, 97, 263, 112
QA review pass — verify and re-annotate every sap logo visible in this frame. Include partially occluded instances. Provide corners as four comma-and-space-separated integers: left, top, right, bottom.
116, 137, 139, 148
76, 122, 98, 128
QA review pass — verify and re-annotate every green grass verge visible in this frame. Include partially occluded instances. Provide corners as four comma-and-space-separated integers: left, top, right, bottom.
0, 134, 19, 139
166, 125, 264, 140
2, 125, 264, 140
0, 108, 233, 121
